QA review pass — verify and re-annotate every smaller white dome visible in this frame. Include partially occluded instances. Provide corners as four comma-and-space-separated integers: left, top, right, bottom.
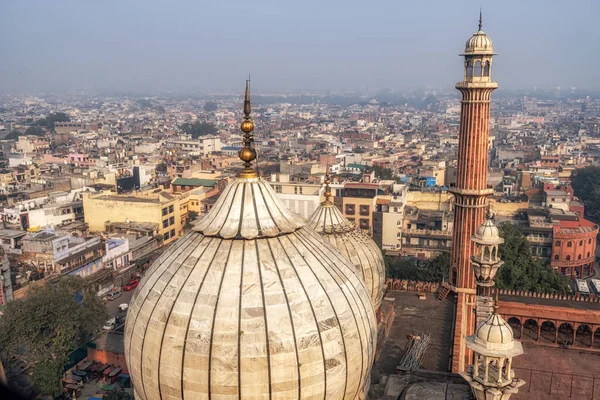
472, 217, 503, 246
474, 314, 514, 351
464, 30, 494, 55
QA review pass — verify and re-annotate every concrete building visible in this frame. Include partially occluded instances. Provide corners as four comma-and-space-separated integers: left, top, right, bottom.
83, 190, 182, 245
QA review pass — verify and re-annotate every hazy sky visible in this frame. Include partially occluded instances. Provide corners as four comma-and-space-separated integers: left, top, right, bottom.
1, 0, 598, 94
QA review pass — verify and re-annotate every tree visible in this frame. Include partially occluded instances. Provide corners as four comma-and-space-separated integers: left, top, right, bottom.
385, 252, 449, 282
373, 165, 393, 180
179, 121, 218, 139
155, 163, 167, 174
571, 166, 600, 222
104, 390, 135, 400
203, 101, 218, 112
25, 126, 45, 136
31, 360, 64, 398
35, 112, 70, 132
496, 223, 571, 294
0, 276, 107, 396
189, 211, 198, 221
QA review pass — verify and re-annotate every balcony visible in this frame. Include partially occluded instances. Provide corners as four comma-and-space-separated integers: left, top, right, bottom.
403, 229, 452, 239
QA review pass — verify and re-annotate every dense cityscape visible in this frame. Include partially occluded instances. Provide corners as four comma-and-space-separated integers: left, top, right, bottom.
2, 3, 600, 400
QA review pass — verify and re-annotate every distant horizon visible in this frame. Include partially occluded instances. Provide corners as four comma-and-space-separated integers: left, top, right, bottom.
1, 0, 598, 94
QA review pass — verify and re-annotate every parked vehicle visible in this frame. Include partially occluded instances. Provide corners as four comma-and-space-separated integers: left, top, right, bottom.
106, 288, 122, 301
103, 318, 116, 330
124, 279, 139, 291
119, 303, 129, 312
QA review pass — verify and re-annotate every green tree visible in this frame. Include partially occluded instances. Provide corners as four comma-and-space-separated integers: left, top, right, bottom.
179, 121, 218, 139
35, 112, 70, 132
496, 223, 571, 294
189, 211, 198, 221
155, 163, 167, 174
0, 276, 107, 396
385, 252, 449, 282
373, 165, 393, 180
31, 359, 65, 398
25, 126, 45, 136
571, 166, 600, 222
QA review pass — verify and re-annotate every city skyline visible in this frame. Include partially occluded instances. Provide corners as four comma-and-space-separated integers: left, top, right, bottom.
1, 0, 598, 94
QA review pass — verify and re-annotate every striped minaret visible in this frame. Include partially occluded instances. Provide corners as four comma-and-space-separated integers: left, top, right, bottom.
449, 12, 498, 374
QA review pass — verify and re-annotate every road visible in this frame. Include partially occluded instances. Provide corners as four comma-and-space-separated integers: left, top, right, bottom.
105, 288, 135, 319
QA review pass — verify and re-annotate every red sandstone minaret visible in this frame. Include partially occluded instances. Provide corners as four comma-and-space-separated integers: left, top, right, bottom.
449, 12, 497, 374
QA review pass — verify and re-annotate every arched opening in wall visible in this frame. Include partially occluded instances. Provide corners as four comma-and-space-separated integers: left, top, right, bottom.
594, 328, 600, 349
508, 317, 522, 339
579, 240, 584, 246
554, 255, 559, 261
589, 238, 592, 244
555, 241, 561, 247
473, 60, 482, 77
523, 319, 539, 341
483, 61, 490, 76
491, 246, 497, 260
540, 321, 557, 343
568, 241, 573, 248
575, 325, 592, 347
578, 254, 582, 260
558, 322, 574, 345
566, 255, 571, 261
466, 61, 473, 78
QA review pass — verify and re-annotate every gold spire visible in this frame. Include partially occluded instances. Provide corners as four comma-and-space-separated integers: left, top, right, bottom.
323, 171, 333, 205
238, 79, 257, 178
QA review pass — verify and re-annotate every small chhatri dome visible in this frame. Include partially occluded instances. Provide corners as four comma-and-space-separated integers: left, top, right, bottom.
125, 81, 376, 400
463, 11, 495, 55
474, 313, 514, 351
306, 175, 386, 310
472, 212, 503, 246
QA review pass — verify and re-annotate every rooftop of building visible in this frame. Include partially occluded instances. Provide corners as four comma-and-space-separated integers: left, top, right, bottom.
96, 195, 160, 204
89, 331, 124, 354
0, 229, 27, 239
171, 177, 217, 187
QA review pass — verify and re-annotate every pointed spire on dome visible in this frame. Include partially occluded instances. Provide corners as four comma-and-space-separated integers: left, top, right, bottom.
478, 8, 483, 31
238, 78, 258, 178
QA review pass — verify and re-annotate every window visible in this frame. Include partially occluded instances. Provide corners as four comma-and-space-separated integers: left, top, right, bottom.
299, 187, 303, 194
554, 255, 559, 260
588, 252, 591, 257
588, 238, 592, 244
483, 61, 490, 76
567, 241, 572, 248
566, 255, 571, 261
163, 219, 169, 229
359, 205, 370, 216
169, 216, 175, 226
359, 219, 369, 230
294, 187, 298, 194
275, 185, 282, 193
162, 207, 168, 216
345, 204, 355, 215
579, 240, 583, 246
170, 229, 175, 238
169, 205, 174, 213
466, 60, 473, 78
578, 254, 582, 260
163, 232, 170, 241
473, 60, 482, 77
555, 241, 560, 247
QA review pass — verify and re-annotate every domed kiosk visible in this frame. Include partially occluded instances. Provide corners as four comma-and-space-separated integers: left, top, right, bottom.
306, 176, 386, 310
124, 81, 376, 400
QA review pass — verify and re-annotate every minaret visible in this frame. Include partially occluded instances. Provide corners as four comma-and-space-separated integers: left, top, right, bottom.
471, 212, 504, 326
450, 12, 498, 373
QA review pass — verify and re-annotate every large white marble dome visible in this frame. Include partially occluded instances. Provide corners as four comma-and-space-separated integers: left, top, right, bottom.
306, 192, 386, 310
124, 88, 376, 400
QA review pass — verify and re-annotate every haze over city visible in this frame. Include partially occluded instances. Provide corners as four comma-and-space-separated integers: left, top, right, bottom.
1, 0, 599, 94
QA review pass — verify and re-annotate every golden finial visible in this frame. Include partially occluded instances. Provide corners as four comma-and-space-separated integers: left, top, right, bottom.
323, 170, 333, 205
238, 78, 257, 179
478, 8, 483, 31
